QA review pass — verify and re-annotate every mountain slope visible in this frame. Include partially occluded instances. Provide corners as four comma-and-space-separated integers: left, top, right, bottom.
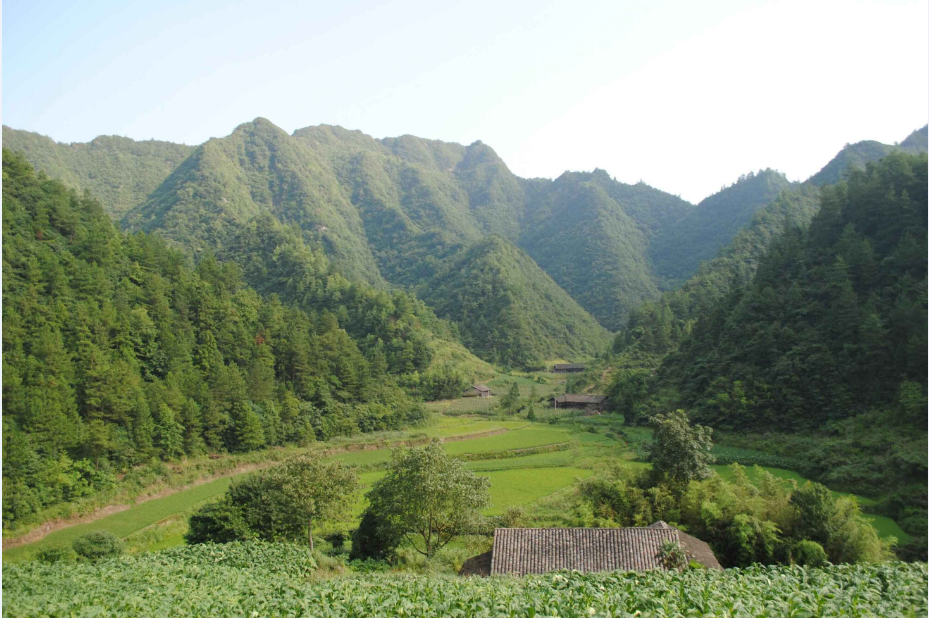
123, 119, 384, 286
649, 169, 794, 286
617, 183, 822, 355
1, 148, 492, 530
664, 151, 927, 430
416, 236, 611, 366
518, 170, 692, 330
807, 125, 927, 187
1, 126, 194, 219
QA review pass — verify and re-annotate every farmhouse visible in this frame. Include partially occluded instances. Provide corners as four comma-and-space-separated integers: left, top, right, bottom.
459, 524, 721, 576
552, 363, 585, 373
463, 384, 492, 398
549, 394, 607, 413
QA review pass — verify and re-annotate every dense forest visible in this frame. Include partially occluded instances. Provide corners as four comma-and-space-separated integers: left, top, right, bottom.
0, 128, 194, 219
1, 150, 487, 529
663, 152, 927, 432
416, 236, 611, 366
603, 153, 928, 550
4, 122, 926, 366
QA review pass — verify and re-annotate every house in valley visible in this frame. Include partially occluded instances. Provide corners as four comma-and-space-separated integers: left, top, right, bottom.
552, 363, 585, 373
463, 384, 492, 398
548, 394, 607, 413
459, 523, 721, 576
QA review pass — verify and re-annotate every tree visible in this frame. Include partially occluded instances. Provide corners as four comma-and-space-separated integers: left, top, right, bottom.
790, 482, 836, 546
499, 381, 521, 413
365, 440, 491, 558
350, 509, 403, 560
646, 409, 714, 486
270, 454, 357, 550
186, 455, 357, 548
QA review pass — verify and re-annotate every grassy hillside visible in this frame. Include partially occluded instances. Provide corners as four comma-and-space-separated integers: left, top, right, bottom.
417, 236, 611, 366
1, 126, 194, 219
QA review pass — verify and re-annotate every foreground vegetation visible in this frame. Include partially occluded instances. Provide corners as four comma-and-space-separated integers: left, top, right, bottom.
3, 541, 926, 617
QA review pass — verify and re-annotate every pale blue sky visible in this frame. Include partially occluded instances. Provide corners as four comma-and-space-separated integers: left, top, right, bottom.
3, 0, 927, 202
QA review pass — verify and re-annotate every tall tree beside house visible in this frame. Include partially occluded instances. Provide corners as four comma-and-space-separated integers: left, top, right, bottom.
647, 409, 715, 486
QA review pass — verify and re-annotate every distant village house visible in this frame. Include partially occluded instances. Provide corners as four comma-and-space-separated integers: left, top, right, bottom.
459, 523, 721, 576
463, 384, 492, 398
548, 394, 607, 413
552, 363, 585, 373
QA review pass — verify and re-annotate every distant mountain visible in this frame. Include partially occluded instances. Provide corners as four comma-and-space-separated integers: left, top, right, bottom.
518, 170, 691, 330
649, 169, 795, 287
6, 119, 925, 366
618, 183, 822, 355
807, 125, 927, 187
416, 236, 611, 366
123, 119, 385, 286
1, 126, 194, 219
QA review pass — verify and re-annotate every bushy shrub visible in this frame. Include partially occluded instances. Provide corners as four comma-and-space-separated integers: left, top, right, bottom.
185, 497, 254, 545
36, 546, 76, 564
793, 540, 828, 567
351, 509, 403, 561
656, 541, 687, 570
72, 531, 122, 562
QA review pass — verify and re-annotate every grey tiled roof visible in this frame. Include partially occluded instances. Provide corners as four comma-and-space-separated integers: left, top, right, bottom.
489, 527, 679, 575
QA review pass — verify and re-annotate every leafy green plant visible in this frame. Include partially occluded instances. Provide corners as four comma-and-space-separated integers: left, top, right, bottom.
71, 531, 122, 562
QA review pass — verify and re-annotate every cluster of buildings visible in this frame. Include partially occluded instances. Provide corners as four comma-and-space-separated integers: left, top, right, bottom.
463, 363, 608, 415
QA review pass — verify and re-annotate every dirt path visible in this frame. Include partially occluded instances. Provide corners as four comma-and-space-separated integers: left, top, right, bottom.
3, 427, 511, 550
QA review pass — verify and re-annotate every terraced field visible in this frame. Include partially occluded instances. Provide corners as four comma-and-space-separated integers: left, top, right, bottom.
3, 400, 912, 562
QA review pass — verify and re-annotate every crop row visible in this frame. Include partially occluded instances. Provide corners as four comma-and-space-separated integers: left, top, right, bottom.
710, 445, 804, 470
3, 542, 926, 617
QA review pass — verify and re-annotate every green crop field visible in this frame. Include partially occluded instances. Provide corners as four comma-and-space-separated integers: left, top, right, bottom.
443, 427, 572, 455
3, 476, 237, 563
3, 404, 914, 563
4, 543, 926, 617
481, 467, 593, 515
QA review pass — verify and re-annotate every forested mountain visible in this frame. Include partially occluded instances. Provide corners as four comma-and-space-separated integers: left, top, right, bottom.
1, 149, 489, 529
617, 184, 822, 355
519, 170, 693, 330
648, 169, 794, 286
416, 236, 611, 366
1, 126, 194, 219
122, 119, 386, 287
6, 121, 926, 367
807, 125, 927, 187
662, 152, 927, 431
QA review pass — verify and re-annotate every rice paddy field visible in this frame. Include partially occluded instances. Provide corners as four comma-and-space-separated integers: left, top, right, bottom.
2, 388, 915, 563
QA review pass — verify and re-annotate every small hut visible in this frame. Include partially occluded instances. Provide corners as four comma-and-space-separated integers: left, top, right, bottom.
463, 384, 492, 398
548, 394, 607, 413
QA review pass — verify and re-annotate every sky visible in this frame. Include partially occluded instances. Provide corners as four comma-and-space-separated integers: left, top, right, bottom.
3, 0, 927, 203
